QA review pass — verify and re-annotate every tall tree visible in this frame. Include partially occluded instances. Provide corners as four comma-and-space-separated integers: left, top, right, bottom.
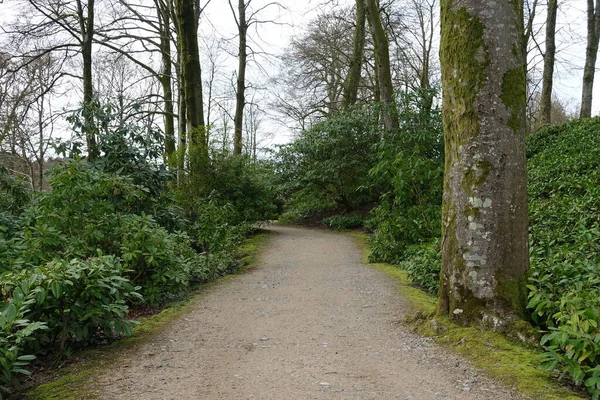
365, 0, 398, 132
175, 0, 207, 174
438, 0, 529, 325
538, 0, 558, 126
231, 0, 247, 155
387, 0, 438, 113
78, 0, 98, 159
8, 0, 100, 158
342, 0, 366, 109
580, 0, 600, 118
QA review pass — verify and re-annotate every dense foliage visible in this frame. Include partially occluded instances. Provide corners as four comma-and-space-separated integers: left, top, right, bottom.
277, 95, 600, 398
0, 111, 277, 394
367, 92, 443, 265
526, 118, 600, 397
276, 106, 381, 219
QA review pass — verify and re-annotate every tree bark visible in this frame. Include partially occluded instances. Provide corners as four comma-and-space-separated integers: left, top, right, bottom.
157, 0, 176, 164
438, 0, 529, 326
77, 0, 98, 160
233, 0, 247, 156
343, 0, 366, 109
364, 0, 398, 132
538, 0, 558, 127
175, 0, 207, 175
580, 0, 600, 118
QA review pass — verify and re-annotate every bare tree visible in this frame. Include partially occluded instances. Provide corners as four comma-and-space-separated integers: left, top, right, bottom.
365, 0, 398, 132
580, 0, 600, 118
175, 0, 207, 176
538, 0, 558, 126
229, 0, 283, 156
342, 0, 367, 109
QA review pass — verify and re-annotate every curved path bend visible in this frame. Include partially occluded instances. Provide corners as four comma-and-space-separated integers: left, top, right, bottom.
95, 225, 522, 400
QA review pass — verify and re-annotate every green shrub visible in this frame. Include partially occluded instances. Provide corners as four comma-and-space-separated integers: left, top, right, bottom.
275, 106, 381, 215
119, 214, 204, 303
204, 154, 278, 224
0, 284, 47, 391
368, 91, 443, 263
397, 239, 441, 294
526, 118, 600, 398
322, 213, 364, 230
16, 161, 147, 264
1, 256, 140, 352
278, 187, 337, 221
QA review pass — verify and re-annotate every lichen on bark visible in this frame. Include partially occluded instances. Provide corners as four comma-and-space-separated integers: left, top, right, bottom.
438, 0, 529, 327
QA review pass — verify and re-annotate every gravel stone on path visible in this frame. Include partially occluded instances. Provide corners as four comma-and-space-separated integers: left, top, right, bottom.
94, 225, 524, 400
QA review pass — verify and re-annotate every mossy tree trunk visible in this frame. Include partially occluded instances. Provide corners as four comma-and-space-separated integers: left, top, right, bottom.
76, 0, 98, 160
580, 0, 600, 118
365, 0, 398, 133
538, 0, 557, 127
175, 0, 207, 176
342, 0, 366, 109
438, 0, 529, 326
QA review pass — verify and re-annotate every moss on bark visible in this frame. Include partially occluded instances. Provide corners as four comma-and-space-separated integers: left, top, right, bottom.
501, 67, 527, 134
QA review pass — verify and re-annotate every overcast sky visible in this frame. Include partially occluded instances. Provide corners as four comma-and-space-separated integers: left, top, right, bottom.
0, 0, 598, 149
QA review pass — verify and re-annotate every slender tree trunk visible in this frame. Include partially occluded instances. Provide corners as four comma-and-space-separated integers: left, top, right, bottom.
416, 0, 435, 114
364, 0, 398, 132
580, 0, 600, 118
38, 98, 44, 191
175, 0, 207, 175
538, 0, 558, 127
77, 0, 98, 160
157, 0, 176, 164
343, 0, 366, 109
175, 56, 187, 182
233, 0, 247, 156
438, 0, 529, 326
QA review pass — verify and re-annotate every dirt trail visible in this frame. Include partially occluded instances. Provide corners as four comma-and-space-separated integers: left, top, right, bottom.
95, 225, 523, 399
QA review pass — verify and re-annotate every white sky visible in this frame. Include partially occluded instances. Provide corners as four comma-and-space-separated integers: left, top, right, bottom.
0, 0, 598, 151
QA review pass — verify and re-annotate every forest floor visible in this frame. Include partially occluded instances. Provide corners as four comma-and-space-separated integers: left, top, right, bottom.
86, 225, 524, 399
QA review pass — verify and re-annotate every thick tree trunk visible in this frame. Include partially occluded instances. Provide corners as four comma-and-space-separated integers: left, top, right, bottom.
175, 0, 207, 175
77, 0, 98, 160
580, 0, 600, 118
438, 0, 529, 326
364, 0, 398, 132
538, 0, 558, 127
343, 0, 366, 109
233, 0, 247, 156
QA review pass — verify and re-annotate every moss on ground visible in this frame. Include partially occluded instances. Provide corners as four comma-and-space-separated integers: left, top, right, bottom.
349, 231, 585, 400
26, 229, 274, 400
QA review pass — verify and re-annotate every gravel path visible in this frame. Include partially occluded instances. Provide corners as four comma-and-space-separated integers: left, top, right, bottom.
95, 225, 523, 399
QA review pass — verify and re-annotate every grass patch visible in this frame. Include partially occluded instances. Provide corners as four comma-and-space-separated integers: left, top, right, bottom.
234, 228, 274, 271
349, 231, 585, 400
25, 229, 275, 400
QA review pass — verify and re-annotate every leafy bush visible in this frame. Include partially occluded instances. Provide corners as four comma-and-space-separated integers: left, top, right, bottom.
204, 154, 278, 225
13, 161, 146, 264
278, 187, 337, 221
0, 285, 47, 391
526, 118, 600, 398
275, 106, 381, 217
0, 167, 31, 215
1, 256, 140, 351
322, 213, 364, 230
397, 239, 441, 294
119, 214, 204, 303
368, 91, 443, 263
